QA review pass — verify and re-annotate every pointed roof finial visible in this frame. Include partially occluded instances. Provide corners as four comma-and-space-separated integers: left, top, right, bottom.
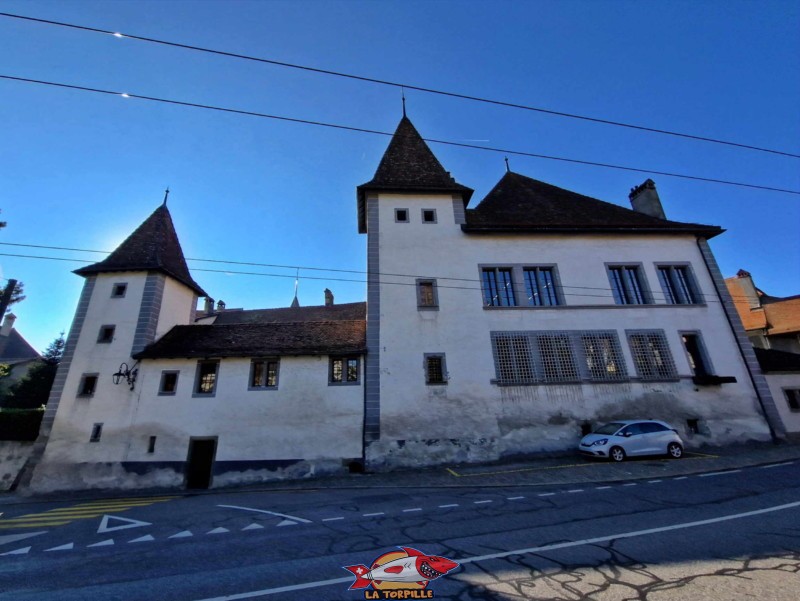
401, 88, 406, 117
163, 187, 170, 206
290, 268, 300, 307
504, 157, 510, 172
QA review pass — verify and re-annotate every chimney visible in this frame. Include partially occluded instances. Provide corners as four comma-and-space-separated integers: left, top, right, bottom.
204, 297, 215, 314
628, 179, 666, 220
0, 313, 15, 337
216, 300, 226, 312
324, 288, 334, 306
735, 269, 761, 310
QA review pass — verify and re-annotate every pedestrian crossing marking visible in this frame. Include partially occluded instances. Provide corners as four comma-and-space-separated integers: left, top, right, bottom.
0, 497, 176, 530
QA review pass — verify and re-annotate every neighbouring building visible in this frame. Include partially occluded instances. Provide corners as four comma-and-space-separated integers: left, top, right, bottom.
754, 347, 800, 440
24, 115, 783, 492
0, 313, 41, 398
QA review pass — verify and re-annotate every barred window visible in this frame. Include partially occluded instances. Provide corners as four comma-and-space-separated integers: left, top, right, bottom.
330, 356, 359, 384
627, 331, 677, 380
195, 360, 219, 395
581, 333, 628, 381
523, 267, 559, 306
608, 265, 649, 305
657, 265, 700, 304
492, 330, 627, 385
425, 354, 447, 385
482, 267, 517, 307
250, 358, 279, 389
416, 279, 438, 309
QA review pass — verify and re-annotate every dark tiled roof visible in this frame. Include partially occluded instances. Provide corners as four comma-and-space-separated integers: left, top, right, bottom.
357, 116, 473, 232
463, 172, 723, 237
0, 330, 41, 363
135, 320, 366, 359
754, 347, 800, 373
212, 302, 366, 325
74, 204, 207, 296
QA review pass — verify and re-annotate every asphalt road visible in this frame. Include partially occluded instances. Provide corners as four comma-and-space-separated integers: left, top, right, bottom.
1, 460, 799, 600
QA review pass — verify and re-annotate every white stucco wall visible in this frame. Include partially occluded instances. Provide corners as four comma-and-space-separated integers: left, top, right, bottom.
156, 278, 197, 339
368, 192, 771, 467
763, 373, 800, 437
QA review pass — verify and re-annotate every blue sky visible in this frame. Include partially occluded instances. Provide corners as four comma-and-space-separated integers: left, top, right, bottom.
1, 0, 798, 352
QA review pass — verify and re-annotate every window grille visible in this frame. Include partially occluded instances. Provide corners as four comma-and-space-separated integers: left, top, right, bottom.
250, 359, 279, 388
537, 333, 580, 382
416, 279, 438, 309
523, 267, 559, 306
657, 265, 699, 304
330, 356, 359, 384
627, 331, 677, 380
425, 354, 447, 384
580, 333, 628, 381
608, 265, 648, 304
494, 334, 534, 384
195, 361, 219, 394
482, 268, 517, 307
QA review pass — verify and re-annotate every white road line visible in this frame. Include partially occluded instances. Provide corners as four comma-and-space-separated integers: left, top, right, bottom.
673, 476, 688, 480
567, 489, 584, 493
207, 527, 229, 534
217, 505, 312, 524
595, 486, 612, 490
0, 546, 30, 555
44, 542, 74, 552
760, 462, 794, 469
191, 500, 800, 600
362, 512, 385, 517
129, 534, 155, 543
699, 470, 742, 478
507, 496, 525, 500
649, 480, 662, 483
322, 517, 344, 522
623, 483, 637, 487
439, 504, 459, 508
474, 500, 492, 504
538, 492, 555, 497
402, 508, 423, 513
169, 530, 193, 538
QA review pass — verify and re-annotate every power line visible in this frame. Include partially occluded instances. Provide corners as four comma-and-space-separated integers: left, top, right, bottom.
2, 74, 798, 196
1, 11, 798, 160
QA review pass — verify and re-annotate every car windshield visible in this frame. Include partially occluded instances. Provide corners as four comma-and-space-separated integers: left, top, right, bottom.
594, 422, 625, 435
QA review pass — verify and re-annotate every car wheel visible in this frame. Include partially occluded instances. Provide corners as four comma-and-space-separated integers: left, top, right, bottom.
609, 446, 626, 462
667, 442, 683, 459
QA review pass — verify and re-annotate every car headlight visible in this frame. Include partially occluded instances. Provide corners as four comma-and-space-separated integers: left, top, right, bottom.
591, 439, 608, 446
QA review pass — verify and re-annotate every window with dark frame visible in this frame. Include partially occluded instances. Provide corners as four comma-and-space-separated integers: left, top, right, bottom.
657, 265, 699, 304
537, 333, 580, 382
681, 333, 711, 376
608, 265, 649, 305
421, 209, 437, 223
581, 333, 628, 381
159, 371, 179, 395
111, 283, 128, 298
416, 279, 438, 309
250, 358, 279, 389
97, 325, 115, 343
78, 374, 98, 396
523, 267, 560, 306
89, 423, 103, 442
425, 354, 447, 385
785, 389, 800, 412
195, 360, 219, 395
627, 330, 678, 380
330, 356, 359, 384
482, 267, 517, 307
395, 208, 409, 223
147, 436, 157, 453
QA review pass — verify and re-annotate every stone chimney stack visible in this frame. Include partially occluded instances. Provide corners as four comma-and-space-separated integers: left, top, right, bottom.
216, 300, 226, 312
628, 179, 666, 220
204, 297, 215, 314
0, 313, 16, 337
735, 269, 761, 309
324, 288, 334, 306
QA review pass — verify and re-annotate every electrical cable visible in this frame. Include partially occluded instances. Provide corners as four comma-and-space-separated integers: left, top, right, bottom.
2, 74, 798, 196
1, 11, 798, 159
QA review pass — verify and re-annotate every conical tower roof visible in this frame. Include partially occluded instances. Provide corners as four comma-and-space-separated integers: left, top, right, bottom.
74, 204, 207, 296
357, 116, 472, 232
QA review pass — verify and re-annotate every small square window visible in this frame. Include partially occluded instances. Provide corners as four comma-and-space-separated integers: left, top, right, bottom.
395, 208, 409, 223
159, 371, 179, 395
416, 279, 439, 310
111, 283, 128, 298
78, 374, 98, 397
330, 356, 360, 385
785, 389, 800, 413
194, 360, 219, 396
421, 209, 437, 223
89, 423, 103, 442
425, 354, 447, 385
250, 359, 280, 389
97, 325, 115, 343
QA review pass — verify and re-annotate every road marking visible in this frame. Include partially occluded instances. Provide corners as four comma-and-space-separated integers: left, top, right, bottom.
649, 480, 662, 483
98, 515, 152, 534
507, 496, 525, 500
362, 512, 385, 517
673, 476, 688, 480
474, 500, 492, 504
760, 462, 794, 469
191, 500, 800, 600
567, 489, 584, 493
207, 527, 229, 534
595, 486, 612, 490
45, 543, 74, 552
0, 532, 47, 547
537, 493, 555, 497
88, 539, 114, 547
217, 505, 311, 524
0, 546, 31, 555
242, 523, 264, 531
438, 504, 459, 508
322, 517, 344, 522
402, 508, 422, 513
129, 534, 155, 543
0, 498, 174, 530
699, 470, 741, 478
446, 461, 597, 478
169, 531, 193, 539
623, 483, 637, 487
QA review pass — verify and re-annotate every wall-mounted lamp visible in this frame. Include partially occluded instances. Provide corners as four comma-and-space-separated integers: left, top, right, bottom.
112, 362, 138, 390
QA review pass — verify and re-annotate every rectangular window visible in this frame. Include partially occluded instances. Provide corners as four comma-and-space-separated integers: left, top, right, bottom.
111, 283, 127, 298
657, 265, 700, 304
491, 330, 627, 385
425, 354, 447, 385
97, 325, 115, 343
147, 436, 156, 453
580, 333, 628, 381
194, 360, 219, 395
159, 371, 179, 395
783, 389, 800, 412
395, 208, 409, 223
627, 330, 678, 380
330, 356, 360, 385
89, 423, 103, 442
482, 267, 517, 307
608, 265, 649, 305
681, 333, 711, 376
523, 267, 560, 306
421, 208, 437, 223
416, 279, 438, 310
250, 358, 279, 389
78, 374, 98, 397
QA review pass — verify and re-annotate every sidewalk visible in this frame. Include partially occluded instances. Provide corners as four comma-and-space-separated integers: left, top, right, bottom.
3, 441, 799, 505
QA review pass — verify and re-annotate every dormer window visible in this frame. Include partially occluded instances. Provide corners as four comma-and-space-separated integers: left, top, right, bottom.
421, 209, 437, 224
111, 283, 128, 298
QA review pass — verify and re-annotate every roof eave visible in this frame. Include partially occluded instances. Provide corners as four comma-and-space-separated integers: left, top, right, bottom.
460, 224, 724, 238
73, 265, 207, 297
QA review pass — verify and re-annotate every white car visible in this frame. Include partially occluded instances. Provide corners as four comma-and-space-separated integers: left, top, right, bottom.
579, 420, 684, 462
